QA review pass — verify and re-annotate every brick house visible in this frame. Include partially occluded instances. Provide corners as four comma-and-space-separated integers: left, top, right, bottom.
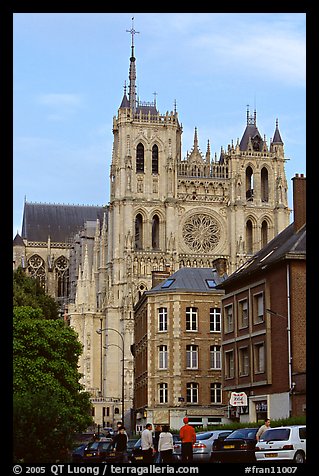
133, 262, 229, 431
216, 175, 306, 422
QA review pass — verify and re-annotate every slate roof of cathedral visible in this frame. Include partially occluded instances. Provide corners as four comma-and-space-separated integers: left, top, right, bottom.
147, 267, 228, 294
216, 222, 306, 289
21, 202, 106, 243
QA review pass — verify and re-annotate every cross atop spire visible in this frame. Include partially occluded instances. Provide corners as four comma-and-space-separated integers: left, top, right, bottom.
126, 17, 140, 52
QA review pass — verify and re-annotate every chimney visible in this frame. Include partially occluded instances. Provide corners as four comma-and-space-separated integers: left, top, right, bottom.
212, 258, 228, 277
292, 174, 306, 232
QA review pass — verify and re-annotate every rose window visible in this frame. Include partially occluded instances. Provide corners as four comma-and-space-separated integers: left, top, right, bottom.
182, 214, 220, 252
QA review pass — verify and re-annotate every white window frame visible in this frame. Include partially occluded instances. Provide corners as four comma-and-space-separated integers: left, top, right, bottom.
210, 382, 222, 404
210, 345, 221, 369
158, 307, 168, 332
210, 308, 221, 332
158, 345, 168, 369
186, 345, 198, 369
158, 382, 168, 403
186, 307, 198, 331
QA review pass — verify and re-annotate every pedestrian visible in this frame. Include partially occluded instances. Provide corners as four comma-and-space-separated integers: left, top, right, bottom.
113, 425, 128, 463
256, 418, 271, 441
154, 425, 162, 463
141, 423, 154, 463
179, 417, 196, 463
158, 425, 174, 463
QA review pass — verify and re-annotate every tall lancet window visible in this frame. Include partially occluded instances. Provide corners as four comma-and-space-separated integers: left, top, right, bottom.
135, 214, 143, 249
152, 215, 160, 249
261, 167, 269, 202
246, 220, 253, 254
152, 144, 159, 174
246, 166, 254, 201
261, 220, 268, 248
136, 143, 144, 173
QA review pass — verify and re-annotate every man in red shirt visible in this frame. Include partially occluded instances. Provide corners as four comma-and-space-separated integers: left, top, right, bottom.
179, 417, 196, 462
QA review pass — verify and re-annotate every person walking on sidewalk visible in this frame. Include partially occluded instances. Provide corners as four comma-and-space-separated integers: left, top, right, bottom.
158, 425, 174, 463
179, 417, 196, 463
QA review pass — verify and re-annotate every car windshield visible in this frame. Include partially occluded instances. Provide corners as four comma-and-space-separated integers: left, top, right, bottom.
226, 429, 257, 439
260, 428, 290, 441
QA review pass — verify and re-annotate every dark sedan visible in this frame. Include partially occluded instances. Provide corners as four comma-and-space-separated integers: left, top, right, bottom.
210, 428, 258, 463
82, 439, 125, 463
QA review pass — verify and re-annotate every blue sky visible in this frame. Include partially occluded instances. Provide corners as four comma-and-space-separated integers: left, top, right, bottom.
13, 12, 306, 237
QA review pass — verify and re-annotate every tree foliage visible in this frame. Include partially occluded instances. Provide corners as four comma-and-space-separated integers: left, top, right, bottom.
13, 267, 60, 320
13, 270, 93, 463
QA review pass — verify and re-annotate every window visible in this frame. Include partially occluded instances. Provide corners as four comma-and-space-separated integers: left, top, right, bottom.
225, 350, 234, 379
210, 345, 221, 369
246, 166, 254, 201
135, 214, 143, 249
158, 345, 168, 369
158, 307, 167, 332
253, 293, 264, 324
246, 220, 253, 254
261, 221, 268, 248
186, 307, 198, 331
152, 215, 160, 249
186, 345, 198, 369
254, 342, 265, 373
224, 305, 233, 333
152, 144, 159, 174
210, 383, 222, 404
239, 347, 249, 376
158, 383, 168, 403
238, 299, 248, 328
186, 382, 198, 403
136, 143, 144, 173
206, 279, 216, 288
210, 308, 221, 332
261, 167, 269, 202
161, 279, 175, 289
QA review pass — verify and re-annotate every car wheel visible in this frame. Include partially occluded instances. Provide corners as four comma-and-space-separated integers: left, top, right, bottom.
293, 451, 305, 463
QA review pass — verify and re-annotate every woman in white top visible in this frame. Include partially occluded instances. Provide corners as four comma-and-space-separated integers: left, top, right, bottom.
158, 425, 174, 463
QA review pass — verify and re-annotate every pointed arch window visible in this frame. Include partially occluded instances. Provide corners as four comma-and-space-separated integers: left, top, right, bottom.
55, 256, 69, 298
246, 166, 254, 201
261, 220, 268, 248
152, 214, 160, 249
246, 220, 253, 254
27, 254, 46, 289
136, 143, 144, 173
261, 167, 269, 202
135, 214, 143, 249
152, 144, 159, 174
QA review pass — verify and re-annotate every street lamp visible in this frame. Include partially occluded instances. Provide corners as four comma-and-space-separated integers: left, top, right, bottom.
96, 327, 125, 427
266, 308, 293, 399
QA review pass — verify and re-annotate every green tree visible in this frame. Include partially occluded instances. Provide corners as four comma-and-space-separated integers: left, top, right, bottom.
13, 273, 93, 463
13, 267, 60, 320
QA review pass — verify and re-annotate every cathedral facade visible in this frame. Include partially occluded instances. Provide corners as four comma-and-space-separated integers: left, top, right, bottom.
14, 26, 290, 430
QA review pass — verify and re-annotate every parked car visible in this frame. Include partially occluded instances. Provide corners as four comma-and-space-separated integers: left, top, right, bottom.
255, 425, 306, 463
71, 443, 87, 463
211, 428, 258, 463
82, 439, 119, 463
173, 430, 233, 463
127, 438, 140, 463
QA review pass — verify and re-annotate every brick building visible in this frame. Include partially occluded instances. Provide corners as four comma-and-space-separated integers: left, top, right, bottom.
216, 174, 306, 422
133, 263, 229, 431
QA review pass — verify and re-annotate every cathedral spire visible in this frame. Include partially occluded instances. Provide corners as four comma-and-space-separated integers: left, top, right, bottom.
126, 17, 139, 113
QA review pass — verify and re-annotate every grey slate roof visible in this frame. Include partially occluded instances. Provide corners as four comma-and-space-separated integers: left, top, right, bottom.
21, 202, 106, 243
239, 123, 263, 151
147, 267, 227, 295
216, 222, 306, 288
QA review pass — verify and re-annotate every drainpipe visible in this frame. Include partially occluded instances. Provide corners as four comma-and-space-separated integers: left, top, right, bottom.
286, 264, 292, 415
